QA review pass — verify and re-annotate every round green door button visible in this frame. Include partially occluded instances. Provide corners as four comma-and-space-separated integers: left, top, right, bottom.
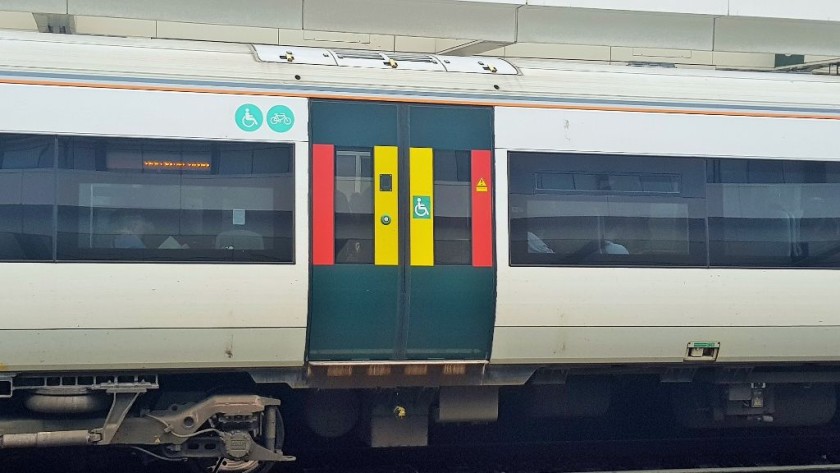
381, 215, 392, 225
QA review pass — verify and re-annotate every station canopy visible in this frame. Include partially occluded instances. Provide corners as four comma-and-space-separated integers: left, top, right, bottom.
0, 0, 839, 72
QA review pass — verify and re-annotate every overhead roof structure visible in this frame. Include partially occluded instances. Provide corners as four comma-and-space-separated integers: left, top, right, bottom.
0, 0, 838, 71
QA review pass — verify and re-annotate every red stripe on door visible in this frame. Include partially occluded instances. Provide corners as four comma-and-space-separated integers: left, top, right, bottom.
312, 144, 335, 266
471, 150, 493, 267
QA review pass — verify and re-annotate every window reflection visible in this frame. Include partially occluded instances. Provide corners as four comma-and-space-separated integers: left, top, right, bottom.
56, 138, 293, 262
0, 135, 54, 260
434, 150, 471, 265
335, 149, 374, 264
509, 152, 707, 266
708, 159, 840, 267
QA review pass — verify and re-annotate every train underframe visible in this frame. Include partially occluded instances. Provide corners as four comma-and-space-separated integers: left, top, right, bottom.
1, 363, 839, 469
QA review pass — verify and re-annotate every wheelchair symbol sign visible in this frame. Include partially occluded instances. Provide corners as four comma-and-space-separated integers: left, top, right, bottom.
413, 196, 431, 219
235, 104, 263, 132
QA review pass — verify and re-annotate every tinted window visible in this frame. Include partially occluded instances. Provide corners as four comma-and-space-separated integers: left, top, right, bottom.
56, 138, 294, 262
334, 149, 374, 264
708, 159, 840, 267
0, 135, 54, 260
434, 150, 472, 265
509, 152, 707, 266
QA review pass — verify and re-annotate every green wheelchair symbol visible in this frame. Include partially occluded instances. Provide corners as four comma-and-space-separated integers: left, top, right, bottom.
235, 104, 263, 132
413, 196, 431, 219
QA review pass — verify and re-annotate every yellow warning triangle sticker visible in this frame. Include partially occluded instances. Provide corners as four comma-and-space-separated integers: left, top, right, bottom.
476, 177, 488, 192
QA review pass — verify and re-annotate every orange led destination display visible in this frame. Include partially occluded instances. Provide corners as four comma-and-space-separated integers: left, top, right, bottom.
143, 161, 210, 170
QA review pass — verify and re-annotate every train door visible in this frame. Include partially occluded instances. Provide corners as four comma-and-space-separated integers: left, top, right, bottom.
308, 100, 495, 361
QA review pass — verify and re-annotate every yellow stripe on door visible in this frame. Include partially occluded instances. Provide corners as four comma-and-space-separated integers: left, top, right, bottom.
374, 146, 399, 266
410, 148, 434, 266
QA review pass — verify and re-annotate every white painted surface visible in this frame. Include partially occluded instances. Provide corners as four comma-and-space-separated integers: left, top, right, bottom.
517, 7, 715, 50
2, 31, 839, 114
1, 0, 66, 14
729, 0, 840, 22
714, 17, 840, 56
13, 0, 840, 25
0, 263, 308, 329
0, 83, 309, 143
303, 0, 518, 42
463, 0, 840, 22
0, 328, 307, 369
0, 11, 37, 30
67, 0, 305, 30
491, 326, 840, 364
8, 0, 840, 59
494, 107, 840, 161
293, 141, 310, 277
524, 0, 728, 15
494, 267, 840, 328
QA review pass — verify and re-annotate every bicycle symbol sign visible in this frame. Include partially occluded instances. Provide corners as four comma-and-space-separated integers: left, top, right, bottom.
235, 104, 263, 132
266, 105, 295, 133
413, 196, 431, 219
234, 104, 295, 133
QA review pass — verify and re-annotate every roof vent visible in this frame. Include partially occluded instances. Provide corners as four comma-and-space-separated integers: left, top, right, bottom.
253, 45, 336, 66
253, 45, 517, 75
332, 50, 446, 71
437, 56, 516, 75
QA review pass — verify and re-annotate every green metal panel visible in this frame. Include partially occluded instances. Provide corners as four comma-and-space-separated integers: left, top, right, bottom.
403, 105, 496, 360
308, 100, 496, 362
308, 265, 399, 360
405, 267, 495, 359
408, 105, 492, 150
311, 101, 398, 147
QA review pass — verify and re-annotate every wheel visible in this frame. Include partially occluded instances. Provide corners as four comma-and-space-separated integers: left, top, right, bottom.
189, 407, 286, 473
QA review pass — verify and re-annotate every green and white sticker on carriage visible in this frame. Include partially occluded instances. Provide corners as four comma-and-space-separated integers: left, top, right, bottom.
267, 105, 295, 133
235, 104, 295, 133
235, 104, 263, 132
413, 196, 431, 219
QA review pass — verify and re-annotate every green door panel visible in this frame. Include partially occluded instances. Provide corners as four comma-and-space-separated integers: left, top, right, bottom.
308, 265, 399, 361
408, 105, 492, 150
308, 101, 496, 362
311, 101, 398, 147
405, 267, 495, 359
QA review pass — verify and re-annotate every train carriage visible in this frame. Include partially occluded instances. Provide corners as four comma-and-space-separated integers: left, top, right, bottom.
1, 29, 840, 469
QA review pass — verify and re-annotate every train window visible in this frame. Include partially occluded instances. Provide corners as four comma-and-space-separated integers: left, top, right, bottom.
536, 172, 681, 194
708, 159, 840, 267
55, 137, 294, 262
433, 150, 472, 265
509, 152, 707, 267
334, 149, 374, 264
0, 135, 55, 261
